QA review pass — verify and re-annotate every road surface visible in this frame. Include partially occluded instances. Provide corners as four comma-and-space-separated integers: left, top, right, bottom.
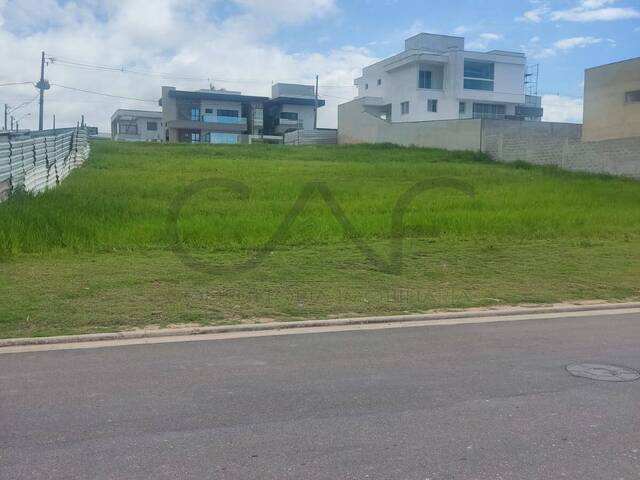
1, 312, 639, 479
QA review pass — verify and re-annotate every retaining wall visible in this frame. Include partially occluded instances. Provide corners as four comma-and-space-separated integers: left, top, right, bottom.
0, 128, 90, 202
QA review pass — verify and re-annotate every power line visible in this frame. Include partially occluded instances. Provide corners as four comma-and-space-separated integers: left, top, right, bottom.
50, 83, 158, 103
8, 93, 40, 113
47, 54, 355, 88
0, 81, 34, 87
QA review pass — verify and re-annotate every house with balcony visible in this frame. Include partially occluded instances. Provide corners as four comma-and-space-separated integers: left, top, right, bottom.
159, 83, 324, 144
352, 33, 543, 123
110, 109, 162, 142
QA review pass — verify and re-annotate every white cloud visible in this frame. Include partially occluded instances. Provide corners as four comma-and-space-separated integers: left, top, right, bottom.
517, 0, 640, 23
466, 33, 502, 50
516, 5, 550, 23
0, 0, 372, 132
542, 95, 583, 123
551, 6, 640, 21
524, 36, 614, 58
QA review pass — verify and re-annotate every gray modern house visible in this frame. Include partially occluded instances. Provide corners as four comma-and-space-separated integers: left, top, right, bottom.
159, 83, 325, 144
110, 109, 162, 142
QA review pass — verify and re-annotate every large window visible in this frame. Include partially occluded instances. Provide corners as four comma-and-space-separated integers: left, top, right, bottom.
118, 120, 138, 135
464, 60, 494, 91
191, 132, 201, 143
280, 112, 299, 121
146, 121, 158, 131
472, 103, 505, 119
427, 99, 438, 112
418, 70, 432, 89
626, 90, 640, 103
400, 101, 410, 115
190, 107, 200, 121
217, 109, 239, 118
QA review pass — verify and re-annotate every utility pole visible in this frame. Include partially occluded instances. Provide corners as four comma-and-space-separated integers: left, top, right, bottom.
36, 51, 50, 131
10, 116, 14, 131
314, 74, 319, 130
53, 114, 56, 133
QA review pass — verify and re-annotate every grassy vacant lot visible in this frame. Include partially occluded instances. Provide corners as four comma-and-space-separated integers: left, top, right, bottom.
1, 140, 640, 338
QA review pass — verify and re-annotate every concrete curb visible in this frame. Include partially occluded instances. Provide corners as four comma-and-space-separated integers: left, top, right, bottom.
2, 301, 640, 348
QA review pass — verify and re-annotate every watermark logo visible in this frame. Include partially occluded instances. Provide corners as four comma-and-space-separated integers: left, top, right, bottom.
167, 177, 474, 275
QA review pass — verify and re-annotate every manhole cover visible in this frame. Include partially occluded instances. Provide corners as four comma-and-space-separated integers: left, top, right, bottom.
566, 363, 640, 382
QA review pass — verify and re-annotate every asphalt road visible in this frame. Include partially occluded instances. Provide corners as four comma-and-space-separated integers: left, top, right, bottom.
1, 313, 639, 479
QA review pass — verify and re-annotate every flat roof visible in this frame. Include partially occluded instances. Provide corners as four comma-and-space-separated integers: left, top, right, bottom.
585, 56, 640, 71
168, 89, 269, 103
111, 109, 162, 122
268, 97, 326, 107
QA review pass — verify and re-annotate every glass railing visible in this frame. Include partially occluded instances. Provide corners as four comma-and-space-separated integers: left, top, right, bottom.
201, 114, 245, 124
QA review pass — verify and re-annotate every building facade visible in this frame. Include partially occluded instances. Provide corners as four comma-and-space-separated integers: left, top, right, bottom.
159, 83, 324, 144
583, 57, 640, 142
110, 109, 162, 142
353, 33, 542, 123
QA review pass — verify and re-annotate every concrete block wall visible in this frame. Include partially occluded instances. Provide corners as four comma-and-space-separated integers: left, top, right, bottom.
338, 98, 483, 151
481, 119, 640, 178
338, 98, 640, 179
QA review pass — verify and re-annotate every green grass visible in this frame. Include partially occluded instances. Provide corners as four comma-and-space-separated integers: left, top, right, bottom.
1, 140, 639, 338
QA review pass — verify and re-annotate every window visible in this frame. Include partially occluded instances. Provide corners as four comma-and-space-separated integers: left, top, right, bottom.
472, 103, 505, 119
365, 83, 369, 90
190, 107, 200, 121
464, 60, 494, 91
118, 121, 138, 135
191, 132, 201, 143
217, 109, 239, 118
459, 102, 466, 114
146, 121, 158, 131
280, 112, 299, 121
400, 101, 410, 115
377, 78, 382, 86
418, 70, 432, 89
205, 108, 213, 114
626, 90, 640, 103
427, 99, 438, 112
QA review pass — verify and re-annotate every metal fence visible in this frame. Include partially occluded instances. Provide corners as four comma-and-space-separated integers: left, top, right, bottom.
0, 128, 90, 202
284, 129, 338, 145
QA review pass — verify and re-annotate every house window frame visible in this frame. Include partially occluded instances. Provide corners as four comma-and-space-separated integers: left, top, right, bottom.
217, 109, 240, 118
146, 121, 158, 131
118, 120, 138, 135
418, 70, 432, 89
626, 90, 640, 103
280, 111, 299, 121
459, 102, 466, 114
427, 99, 438, 113
463, 60, 495, 91
400, 101, 410, 115
190, 107, 201, 121
377, 78, 382, 86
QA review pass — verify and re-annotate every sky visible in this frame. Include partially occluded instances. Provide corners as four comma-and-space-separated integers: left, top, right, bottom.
0, 0, 638, 132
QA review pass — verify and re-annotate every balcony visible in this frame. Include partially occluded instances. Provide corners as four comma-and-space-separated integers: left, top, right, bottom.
167, 115, 247, 134
202, 114, 244, 125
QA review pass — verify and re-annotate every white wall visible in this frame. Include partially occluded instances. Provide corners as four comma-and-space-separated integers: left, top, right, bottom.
280, 104, 316, 130
355, 47, 527, 123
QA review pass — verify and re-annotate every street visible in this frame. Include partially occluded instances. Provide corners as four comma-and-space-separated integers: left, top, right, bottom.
1, 312, 639, 479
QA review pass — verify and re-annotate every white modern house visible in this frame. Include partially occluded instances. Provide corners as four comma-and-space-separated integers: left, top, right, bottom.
110, 109, 162, 142
353, 33, 543, 123
159, 83, 324, 144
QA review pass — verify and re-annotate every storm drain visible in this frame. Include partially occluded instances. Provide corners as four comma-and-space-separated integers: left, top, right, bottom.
566, 363, 640, 382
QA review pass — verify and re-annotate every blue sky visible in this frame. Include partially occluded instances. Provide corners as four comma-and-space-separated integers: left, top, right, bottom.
0, 0, 638, 130
276, 0, 639, 99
